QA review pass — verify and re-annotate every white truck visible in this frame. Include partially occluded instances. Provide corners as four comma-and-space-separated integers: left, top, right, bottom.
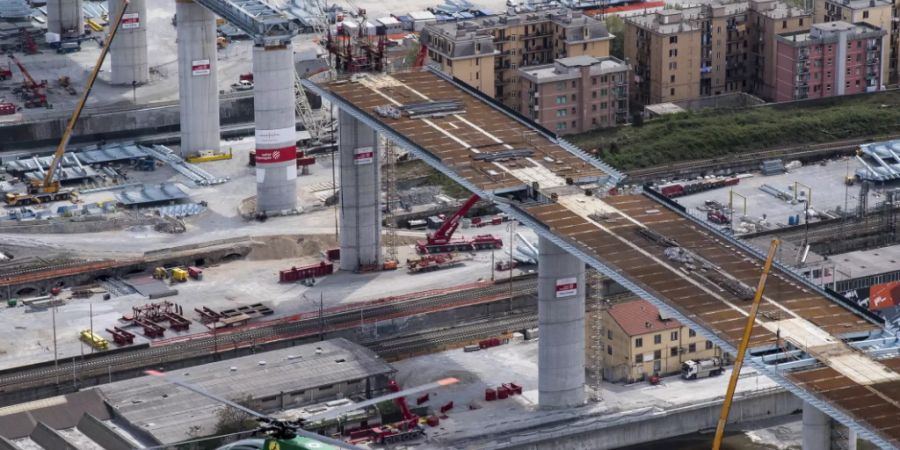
681, 358, 723, 380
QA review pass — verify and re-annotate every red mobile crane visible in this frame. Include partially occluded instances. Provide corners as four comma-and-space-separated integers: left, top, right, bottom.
416, 194, 503, 254
371, 380, 426, 445
9, 55, 48, 108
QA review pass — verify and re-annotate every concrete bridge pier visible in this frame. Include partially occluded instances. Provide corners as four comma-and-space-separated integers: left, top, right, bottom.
337, 110, 382, 272
537, 236, 586, 408
175, 0, 220, 156
802, 402, 831, 450
253, 43, 297, 214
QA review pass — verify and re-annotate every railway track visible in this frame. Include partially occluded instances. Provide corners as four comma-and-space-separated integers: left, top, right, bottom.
0, 277, 538, 395
368, 313, 538, 359
625, 135, 900, 183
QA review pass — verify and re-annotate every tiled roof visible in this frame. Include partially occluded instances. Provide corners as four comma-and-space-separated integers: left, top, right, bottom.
608, 299, 682, 337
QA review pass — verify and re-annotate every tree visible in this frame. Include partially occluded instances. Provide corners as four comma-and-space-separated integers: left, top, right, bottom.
214, 394, 258, 436
605, 16, 625, 60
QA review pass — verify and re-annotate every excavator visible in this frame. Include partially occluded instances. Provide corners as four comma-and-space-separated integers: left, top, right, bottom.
5, 1, 132, 207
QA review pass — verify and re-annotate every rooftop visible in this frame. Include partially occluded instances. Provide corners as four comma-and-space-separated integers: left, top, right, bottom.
422, 7, 611, 50
519, 55, 629, 82
100, 338, 395, 444
607, 299, 682, 337
826, 0, 891, 9
626, 8, 704, 34
749, 0, 810, 19
777, 21, 885, 44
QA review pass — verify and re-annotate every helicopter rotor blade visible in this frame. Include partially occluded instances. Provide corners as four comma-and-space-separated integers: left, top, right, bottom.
305, 377, 459, 422
144, 370, 270, 421
293, 428, 365, 450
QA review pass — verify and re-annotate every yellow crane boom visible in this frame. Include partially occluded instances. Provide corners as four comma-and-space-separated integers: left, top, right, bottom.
712, 238, 780, 450
40, 0, 131, 192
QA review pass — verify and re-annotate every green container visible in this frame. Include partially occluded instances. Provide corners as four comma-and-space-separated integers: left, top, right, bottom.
7, 299, 17, 307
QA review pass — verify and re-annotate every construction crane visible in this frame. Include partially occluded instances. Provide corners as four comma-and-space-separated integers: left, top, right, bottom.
416, 194, 503, 254
9, 55, 48, 108
5, 0, 131, 207
711, 238, 781, 450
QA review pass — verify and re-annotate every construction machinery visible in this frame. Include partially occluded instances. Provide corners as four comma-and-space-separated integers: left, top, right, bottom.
416, 194, 503, 254
407, 252, 469, 273
712, 239, 780, 450
9, 55, 48, 108
5, 0, 131, 207
170, 268, 189, 282
681, 358, 723, 380
707, 209, 730, 225
80, 329, 110, 350
146, 370, 458, 449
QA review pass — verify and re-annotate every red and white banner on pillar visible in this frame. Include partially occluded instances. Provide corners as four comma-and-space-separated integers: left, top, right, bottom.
122, 13, 140, 29
555, 277, 577, 298
255, 146, 297, 164
191, 59, 211, 76
354, 146, 374, 165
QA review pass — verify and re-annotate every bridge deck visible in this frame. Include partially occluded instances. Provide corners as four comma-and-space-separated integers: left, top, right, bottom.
313, 70, 899, 448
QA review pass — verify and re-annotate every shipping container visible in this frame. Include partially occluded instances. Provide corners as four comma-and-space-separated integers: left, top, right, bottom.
279, 261, 334, 283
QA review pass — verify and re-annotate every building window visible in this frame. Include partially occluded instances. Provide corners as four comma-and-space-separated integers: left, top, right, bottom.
636, 354, 644, 363
607, 329, 612, 339
600, 88, 608, 96
601, 75, 608, 82
669, 49, 678, 57
556, 81, 565, 90
600, 102, 607, 109
654, 334, 662, 344
688, 343, 697, 353
689, 329, 696, 338
782, 20, 787, 29
572, 81, 577, 88
607, 346, 612, 355
670, 75, 675, 83
670, 88, 675, 96
654, 350, 662, 360
555, 95, 567, 104
669, 36, 677, 44
668, 61, 677, 70
592, 77, 597, 85
863, 10, 869, 18
571, 94, 576, 101
556, 109, 567, 117
799, 18, 804, 26
670, 347, 678, 357
671, 331, 678, 341
475, 72, 479, 80
571, 120, 576, 128
556, 122, 567, 130
591, 104, 597, 111
706, 340, 714, 350
635, 338, 643, 348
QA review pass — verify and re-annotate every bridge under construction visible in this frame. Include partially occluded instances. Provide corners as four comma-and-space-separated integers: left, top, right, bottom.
304, 69, 900, 449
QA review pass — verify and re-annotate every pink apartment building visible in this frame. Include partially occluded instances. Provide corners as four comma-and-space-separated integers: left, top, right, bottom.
774, 21, 884, 101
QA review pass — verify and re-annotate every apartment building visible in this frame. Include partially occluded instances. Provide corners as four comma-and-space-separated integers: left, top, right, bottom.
421, 7, 613, 111
597, 299, 719, 383
816, 0, 893, 84
774, 21, 885, 101
625, 8, 704, 105
518, 55, 629, 134
625, 0, 810, 105
747, 0, 811, 100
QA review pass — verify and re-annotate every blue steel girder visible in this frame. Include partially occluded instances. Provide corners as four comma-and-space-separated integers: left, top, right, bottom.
194, 0, 298, 46
302, 75, 899, 450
